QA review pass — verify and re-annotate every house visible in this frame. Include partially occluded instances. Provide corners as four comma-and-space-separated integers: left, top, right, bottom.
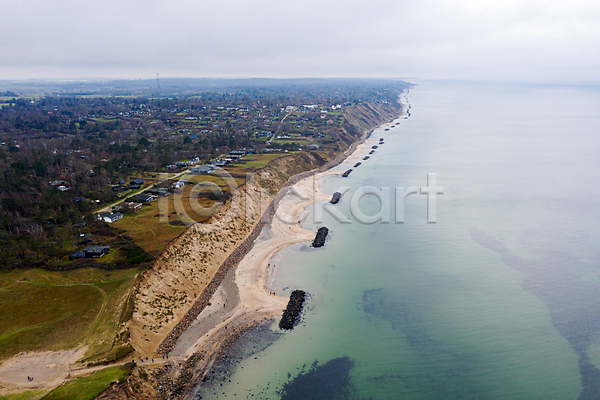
172, 181, 185, 189
57, 186, 70, 192
137, 194, 156, 203
308, 144, 320, 150
148, 188, 171, 197
123, 202, 143, 211
175, 161, 188, 168
131, 178, 144, 186
97, 212, 123, 223
82, 245, 110, 258
190, 165, 214, 174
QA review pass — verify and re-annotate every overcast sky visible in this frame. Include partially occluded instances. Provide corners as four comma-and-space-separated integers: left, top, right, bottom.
1, 0, 599, 82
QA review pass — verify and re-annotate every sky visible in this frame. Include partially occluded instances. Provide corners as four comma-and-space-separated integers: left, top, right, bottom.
1, 0, 599, 82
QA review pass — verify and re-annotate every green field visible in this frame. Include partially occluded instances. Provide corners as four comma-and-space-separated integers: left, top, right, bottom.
40, 365, 132, 400
0, 390, 49, 400
0, 268, 140, 362
111, 203, 188, 256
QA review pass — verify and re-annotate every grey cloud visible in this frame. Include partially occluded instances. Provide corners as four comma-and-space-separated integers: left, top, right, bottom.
0, 0, 598, 81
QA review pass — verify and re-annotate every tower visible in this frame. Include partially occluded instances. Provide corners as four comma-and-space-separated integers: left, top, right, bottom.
156, 73, 160, 97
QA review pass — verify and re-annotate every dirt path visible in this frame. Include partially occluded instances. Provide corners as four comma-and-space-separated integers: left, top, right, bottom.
0, 347, 181, 395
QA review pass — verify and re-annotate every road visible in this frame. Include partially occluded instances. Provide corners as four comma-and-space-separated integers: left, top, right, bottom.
94, 169, 196, 214
269, 107, 296, 143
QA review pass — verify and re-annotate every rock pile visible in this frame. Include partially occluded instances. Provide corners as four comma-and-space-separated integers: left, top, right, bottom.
330, 192, 341, 204
279, 290, 306, 330
312, 227, 329, 248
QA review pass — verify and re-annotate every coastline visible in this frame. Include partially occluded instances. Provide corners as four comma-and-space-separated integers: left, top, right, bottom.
169, 93, 410, 392
0, 92, 410, 396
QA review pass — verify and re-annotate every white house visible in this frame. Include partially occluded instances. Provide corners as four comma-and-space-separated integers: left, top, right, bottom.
97, 212, 123, 223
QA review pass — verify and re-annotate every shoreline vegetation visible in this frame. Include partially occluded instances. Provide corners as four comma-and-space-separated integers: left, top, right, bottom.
0, 88, 410, 399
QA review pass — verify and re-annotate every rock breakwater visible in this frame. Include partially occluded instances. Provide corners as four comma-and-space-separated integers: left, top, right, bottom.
279, 290, 306, 330
312, 227, 329, 248
330, 192, 341, 204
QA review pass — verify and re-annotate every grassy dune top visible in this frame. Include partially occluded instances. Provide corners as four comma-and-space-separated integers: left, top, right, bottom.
0, 268, 140, 362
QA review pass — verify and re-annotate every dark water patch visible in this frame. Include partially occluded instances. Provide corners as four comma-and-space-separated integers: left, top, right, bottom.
360, 288, 486, 399
361, 287, 433, 345
299, 244, 317, 252
278, 356, 357, 400
469, 227, 600, 399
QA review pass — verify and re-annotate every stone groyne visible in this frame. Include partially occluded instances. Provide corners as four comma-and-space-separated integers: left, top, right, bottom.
311, 227, 329, 248
279, 290, 306, 330
330, 192, 341, 204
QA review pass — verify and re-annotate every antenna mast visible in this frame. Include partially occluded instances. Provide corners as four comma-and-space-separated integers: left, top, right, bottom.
156, 73, 161, 97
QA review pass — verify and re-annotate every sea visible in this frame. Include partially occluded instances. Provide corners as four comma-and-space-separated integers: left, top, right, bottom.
192, 80, 600, 399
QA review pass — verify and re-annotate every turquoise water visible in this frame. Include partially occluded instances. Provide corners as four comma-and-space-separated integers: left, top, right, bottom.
194, 81, 600, 399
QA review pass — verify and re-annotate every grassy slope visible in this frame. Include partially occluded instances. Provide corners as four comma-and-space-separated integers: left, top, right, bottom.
0, 268, 140, 362
0, 390, 50, 400
40, 365, 132, 400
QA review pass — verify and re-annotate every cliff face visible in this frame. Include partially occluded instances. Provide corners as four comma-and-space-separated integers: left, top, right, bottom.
126, 100, 402, 357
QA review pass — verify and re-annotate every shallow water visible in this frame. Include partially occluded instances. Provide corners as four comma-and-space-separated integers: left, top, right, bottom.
194, 81, 600, 399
